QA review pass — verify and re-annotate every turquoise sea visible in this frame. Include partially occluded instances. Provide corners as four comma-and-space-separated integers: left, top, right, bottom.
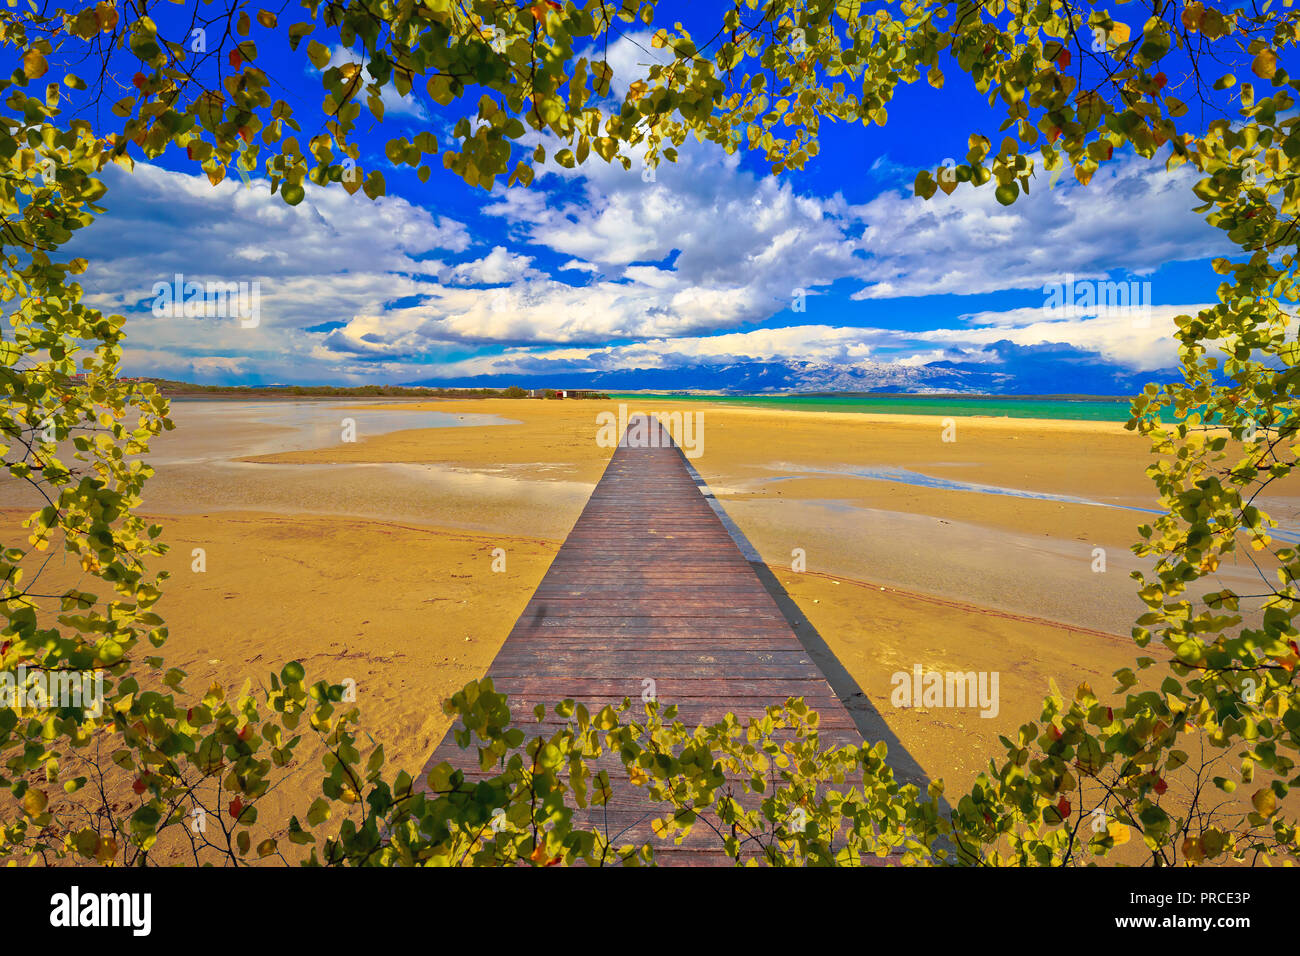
606, 394, 1140, 422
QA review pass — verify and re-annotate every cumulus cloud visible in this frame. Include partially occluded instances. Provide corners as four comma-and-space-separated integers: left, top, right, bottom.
464, 142, 861, 342
923, 303, 1208, 370
444, 246, 539, 285
78, 163, 468, 327
64, 132, 1225, 385
65, 163, 477, 382
459, 143, 1227, 352
849, 153, 1231, 298
367, 323, 891, 379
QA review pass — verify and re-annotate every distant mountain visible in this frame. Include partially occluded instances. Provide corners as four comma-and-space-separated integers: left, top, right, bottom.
403, 341, 1181, 395
405, 360, 930, 393
915, 341, 1183, 395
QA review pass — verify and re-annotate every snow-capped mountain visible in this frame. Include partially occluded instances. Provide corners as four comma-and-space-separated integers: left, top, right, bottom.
404, 342, 1180, 395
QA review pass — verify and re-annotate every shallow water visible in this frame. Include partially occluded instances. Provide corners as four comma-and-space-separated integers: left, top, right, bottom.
133, 459, 593, 538
766, 462, 1151, 508
0, 400, 541, 529
763, 462, 1300, 543
150, 400, 517, 464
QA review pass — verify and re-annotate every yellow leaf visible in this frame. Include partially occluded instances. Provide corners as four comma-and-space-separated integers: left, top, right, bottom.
1252, 787, 1277, 817
22, 788, 48, 816
95, 836, 118, 862
1252, 49, 1278, 80
96, 2, 119, 31
22, 50, 48, 79
1108, 821, 1131, 845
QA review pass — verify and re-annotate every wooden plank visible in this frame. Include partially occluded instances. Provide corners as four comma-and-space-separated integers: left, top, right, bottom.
420, 415, 866, 866
472, 699, 862, 730
491, 650, 817, 665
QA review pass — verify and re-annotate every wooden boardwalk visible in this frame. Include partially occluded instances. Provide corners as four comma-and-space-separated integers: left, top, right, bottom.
423, 415, 864, 864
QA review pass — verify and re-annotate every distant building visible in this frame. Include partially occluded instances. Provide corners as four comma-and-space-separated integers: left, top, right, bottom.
525, 388, 600, 399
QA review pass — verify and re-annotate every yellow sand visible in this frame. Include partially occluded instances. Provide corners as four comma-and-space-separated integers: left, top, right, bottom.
236, 397, 1167, 791
4, 396, 1293, 861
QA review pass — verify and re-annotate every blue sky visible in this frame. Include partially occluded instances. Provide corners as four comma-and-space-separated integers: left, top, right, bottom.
63, 6, 1244, 392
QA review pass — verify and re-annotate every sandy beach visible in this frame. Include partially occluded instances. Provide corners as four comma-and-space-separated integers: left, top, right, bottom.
4, 395, 1295, 858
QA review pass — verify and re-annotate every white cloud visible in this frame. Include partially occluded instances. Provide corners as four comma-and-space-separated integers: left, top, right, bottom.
849, 153, 1230, 298
65, 134, 1227, 386
67, 163, 475, 382
459, 143, 1228, 353
445, 246, 538, 285
80, 163, 468, 329
370, 323, 891, 379
467, 140, 861, 342
922, 303, 1207, 370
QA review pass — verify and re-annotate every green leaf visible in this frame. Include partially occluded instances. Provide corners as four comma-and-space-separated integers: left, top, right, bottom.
307, 797, 331, 826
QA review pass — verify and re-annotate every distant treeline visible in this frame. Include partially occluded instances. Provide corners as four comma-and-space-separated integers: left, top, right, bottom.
140, 379, 609, 400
